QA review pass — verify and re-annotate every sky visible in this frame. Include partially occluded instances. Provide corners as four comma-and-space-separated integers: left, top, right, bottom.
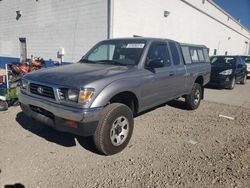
213, 0, 250, 30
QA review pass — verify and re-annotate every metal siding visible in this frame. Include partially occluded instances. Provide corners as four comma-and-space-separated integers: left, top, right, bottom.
112, 0, 250, 56
0, 0, 108, 62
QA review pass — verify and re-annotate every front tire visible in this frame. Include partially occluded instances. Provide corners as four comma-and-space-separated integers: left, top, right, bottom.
94, 103, 134, 155
240, 74, 247, 85
185, 83, 202, 110
228, 76, 236, 90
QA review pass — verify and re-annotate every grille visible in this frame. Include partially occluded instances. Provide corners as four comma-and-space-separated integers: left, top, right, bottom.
29, 105, 55, 119
30, 83, 55, 99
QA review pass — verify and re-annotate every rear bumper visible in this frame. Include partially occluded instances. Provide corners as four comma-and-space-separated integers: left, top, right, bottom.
18, 92, 103, 136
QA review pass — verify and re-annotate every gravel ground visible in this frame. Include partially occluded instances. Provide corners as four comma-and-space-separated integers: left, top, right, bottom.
0, 100, 250, 188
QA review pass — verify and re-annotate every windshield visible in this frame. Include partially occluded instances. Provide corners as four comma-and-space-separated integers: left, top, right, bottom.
81, 40, 146, 66
210, 56, 236, 66
243, 56, 250, 64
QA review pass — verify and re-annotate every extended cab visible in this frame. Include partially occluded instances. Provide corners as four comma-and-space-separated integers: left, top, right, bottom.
19, 38, 211, 155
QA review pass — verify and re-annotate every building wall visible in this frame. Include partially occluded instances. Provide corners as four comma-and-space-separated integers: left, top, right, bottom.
112, 0, 250, 56
0, 0, 108, 63
1, 0, 250, 67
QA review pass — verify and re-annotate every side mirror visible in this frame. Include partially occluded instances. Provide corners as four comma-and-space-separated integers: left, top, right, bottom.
147, 59, 164, 69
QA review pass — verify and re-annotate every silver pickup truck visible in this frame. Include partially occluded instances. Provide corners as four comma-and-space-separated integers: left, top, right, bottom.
19, 38, 211, 155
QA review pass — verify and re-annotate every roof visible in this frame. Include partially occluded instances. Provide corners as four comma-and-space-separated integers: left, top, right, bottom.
103, 37, 207, 48
103, 37, 176, 42
180, 43, 207, 48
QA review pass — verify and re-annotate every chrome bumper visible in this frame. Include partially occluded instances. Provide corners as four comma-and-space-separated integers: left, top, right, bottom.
18, 92, 103, 136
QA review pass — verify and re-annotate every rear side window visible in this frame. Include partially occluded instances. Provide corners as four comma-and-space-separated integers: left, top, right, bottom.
197, 49, 205, 62
169, 42, 180, 65
190, 48, 199, 63
181, 46, 192, 64
147, 43, 171, 66
203, 48, 210, 62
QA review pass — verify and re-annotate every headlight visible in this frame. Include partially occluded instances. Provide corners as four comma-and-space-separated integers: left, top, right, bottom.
79, 88, 94, 103
59, 88, 94, 103
21, 79, 28, 89
68, 89, 79, 102
219, 69, 232, 75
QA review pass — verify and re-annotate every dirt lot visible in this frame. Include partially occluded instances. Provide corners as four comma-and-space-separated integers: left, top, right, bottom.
0, 91, 250, 188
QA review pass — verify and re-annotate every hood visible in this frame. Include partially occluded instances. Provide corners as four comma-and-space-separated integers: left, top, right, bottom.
24, 63, 135, 88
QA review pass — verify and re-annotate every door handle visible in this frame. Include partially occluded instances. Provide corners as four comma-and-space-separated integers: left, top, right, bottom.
169, 72, 175, 76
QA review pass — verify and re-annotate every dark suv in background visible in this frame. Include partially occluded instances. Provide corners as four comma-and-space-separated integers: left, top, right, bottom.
209, 56, 247, 89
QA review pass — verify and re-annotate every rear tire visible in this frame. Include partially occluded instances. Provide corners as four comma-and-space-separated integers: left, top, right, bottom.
94, 103, 134, 155
228, 76, 236, 90
185, 83, 202, 110
0, 100, 8, 111
240, 74, 247, 85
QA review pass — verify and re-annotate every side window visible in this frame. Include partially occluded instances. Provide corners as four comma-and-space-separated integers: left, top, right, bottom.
181, 46, 192, 64
190, 48, 199, 63
169, 42, 181, 65
147, 43, 171, 66
203, 48, 210, 63
197, 48, 205, 62
238, 57, 244, 65
244, 57, 250, 64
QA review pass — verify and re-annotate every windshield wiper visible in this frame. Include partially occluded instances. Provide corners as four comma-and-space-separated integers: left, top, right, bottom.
96, 60, 126, 66
79, 59, 96, 64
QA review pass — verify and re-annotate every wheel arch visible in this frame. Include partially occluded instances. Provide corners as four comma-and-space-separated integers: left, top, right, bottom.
109, 91, 139, 115
194, 75, 204, 99
90, 81, 140, 115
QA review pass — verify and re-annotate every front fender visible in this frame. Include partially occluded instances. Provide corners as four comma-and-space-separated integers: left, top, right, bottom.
90, 79, 141, 108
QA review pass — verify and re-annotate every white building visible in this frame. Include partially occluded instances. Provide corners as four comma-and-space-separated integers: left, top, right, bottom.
0, 0, 249, 65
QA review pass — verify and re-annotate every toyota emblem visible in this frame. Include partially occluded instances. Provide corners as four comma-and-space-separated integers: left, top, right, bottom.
37, 87, 44, 94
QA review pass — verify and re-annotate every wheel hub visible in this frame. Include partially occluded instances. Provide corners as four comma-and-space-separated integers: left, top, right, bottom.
115, 125, 122, 135
110, 116, 129, 146
194, 89, 200, 105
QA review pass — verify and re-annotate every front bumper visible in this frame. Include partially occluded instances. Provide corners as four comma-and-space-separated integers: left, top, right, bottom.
18, 92, 103, 136
208, 75, 233, 88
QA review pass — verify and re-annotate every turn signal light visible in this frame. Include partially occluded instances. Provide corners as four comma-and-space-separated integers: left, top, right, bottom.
64, 120, 78, 128
79, 89, 94, 103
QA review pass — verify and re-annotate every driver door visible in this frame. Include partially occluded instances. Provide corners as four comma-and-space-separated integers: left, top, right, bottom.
140, 42, 177, 110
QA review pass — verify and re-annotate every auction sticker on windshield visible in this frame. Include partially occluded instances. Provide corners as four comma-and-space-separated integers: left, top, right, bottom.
126, 44, 145, 48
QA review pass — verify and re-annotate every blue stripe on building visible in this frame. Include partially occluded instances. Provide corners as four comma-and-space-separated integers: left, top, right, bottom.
0, 56, 20, 68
